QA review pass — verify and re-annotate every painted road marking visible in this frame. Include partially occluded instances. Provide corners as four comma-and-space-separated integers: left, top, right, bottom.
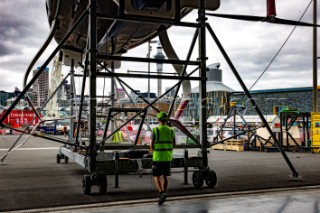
0, 147, 59, 151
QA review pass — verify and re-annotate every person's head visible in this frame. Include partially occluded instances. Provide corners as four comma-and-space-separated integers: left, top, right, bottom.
157, 111, 168, 124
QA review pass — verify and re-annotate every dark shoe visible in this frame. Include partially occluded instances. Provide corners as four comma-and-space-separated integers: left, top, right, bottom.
158, 193, 167, 205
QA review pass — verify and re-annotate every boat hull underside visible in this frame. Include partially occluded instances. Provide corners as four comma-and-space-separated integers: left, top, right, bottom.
46, 0, 220, 65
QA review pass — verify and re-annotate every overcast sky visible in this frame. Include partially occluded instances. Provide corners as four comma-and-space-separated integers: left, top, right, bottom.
0, 0, 319, 95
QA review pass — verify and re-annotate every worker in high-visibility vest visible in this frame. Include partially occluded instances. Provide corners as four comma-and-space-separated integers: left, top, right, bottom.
63, 124, 68, 137
112, 130, 124, 143
150, 111, 175, 205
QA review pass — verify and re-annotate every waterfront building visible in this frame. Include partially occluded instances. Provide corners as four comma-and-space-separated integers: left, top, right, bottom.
230, 87, 320, 115
187, 63, 234, 121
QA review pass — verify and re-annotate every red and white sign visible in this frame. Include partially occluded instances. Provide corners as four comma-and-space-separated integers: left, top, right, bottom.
0, 109, 41, 128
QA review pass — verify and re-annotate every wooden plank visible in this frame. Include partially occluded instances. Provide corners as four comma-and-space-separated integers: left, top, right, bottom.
225, 139, 245, 146
211, 143, 226, 151
225, 144, 244, 152
211, 143, 244, 152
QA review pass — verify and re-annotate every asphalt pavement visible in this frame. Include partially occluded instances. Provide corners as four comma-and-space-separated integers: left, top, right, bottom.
10, 186, 320, 213
1, 134, 320, 212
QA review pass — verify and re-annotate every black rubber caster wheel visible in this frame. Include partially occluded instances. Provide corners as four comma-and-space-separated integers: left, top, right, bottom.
205, 170, 217, 188
56, 154, 61, 164
64, 155, 69, 164
97, 174, 107, 194
192, 171, 204, 189
83, 174, 91, 195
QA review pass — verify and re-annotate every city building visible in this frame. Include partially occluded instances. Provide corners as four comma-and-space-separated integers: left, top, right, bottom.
32, 67, 49, 107
0, 90, 16, 106
186, 63, 234, 121
230, 87, 320, 115
184, 62, 320, 121
128, 90, 157, 102
165, 87, 177, 99
116, 88, 126, 100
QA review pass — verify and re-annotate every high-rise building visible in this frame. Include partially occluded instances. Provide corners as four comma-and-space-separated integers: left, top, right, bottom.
0, 87, 22, 106
32, 67, 49, 107
117, 88, 126, 100
165, 87, 177, 98
0, 90, 16, 106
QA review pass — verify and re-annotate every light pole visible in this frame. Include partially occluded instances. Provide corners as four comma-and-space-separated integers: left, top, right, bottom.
313, 0, 318, 112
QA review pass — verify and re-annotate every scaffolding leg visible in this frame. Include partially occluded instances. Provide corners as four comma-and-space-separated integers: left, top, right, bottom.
114, 151, 119, 188
183, 149, 188, 185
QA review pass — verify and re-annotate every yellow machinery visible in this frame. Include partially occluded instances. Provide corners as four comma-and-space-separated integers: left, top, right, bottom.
311, 112, 320, 153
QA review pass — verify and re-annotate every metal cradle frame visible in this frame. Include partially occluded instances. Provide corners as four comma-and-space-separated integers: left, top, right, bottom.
0, 0, 299, 195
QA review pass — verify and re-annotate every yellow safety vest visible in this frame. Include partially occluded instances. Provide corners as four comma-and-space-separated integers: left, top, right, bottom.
153, 125, 174, 162
112, 131, 124, 143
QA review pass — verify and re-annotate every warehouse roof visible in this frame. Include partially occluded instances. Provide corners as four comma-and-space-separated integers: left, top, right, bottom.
192, 81, 234, 93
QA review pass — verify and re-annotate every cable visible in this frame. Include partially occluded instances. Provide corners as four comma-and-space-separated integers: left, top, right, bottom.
248, 0, 313, 91
217, 2, 313, 142
23, 0, 62, 88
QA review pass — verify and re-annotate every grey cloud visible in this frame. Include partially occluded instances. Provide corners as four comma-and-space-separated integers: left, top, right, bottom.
0, 0, 49, 57
0, 18, 28, 56
0, 43, 14, 55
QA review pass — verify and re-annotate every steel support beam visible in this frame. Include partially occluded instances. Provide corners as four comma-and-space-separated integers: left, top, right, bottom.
88, 0, 97, 173
206, 23, 299, 178
97, 54, 200, 66
198, 1, 208, 168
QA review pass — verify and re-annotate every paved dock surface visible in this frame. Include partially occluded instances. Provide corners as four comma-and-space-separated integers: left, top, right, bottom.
1, 135, 320, 212
11, 186, 320, 213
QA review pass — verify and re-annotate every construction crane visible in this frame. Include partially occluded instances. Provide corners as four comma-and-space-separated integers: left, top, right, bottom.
46, 52, 66, 118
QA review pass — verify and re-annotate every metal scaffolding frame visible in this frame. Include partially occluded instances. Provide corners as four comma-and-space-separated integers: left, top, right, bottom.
280, 111, 311, 151
0, 0, 300, 195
